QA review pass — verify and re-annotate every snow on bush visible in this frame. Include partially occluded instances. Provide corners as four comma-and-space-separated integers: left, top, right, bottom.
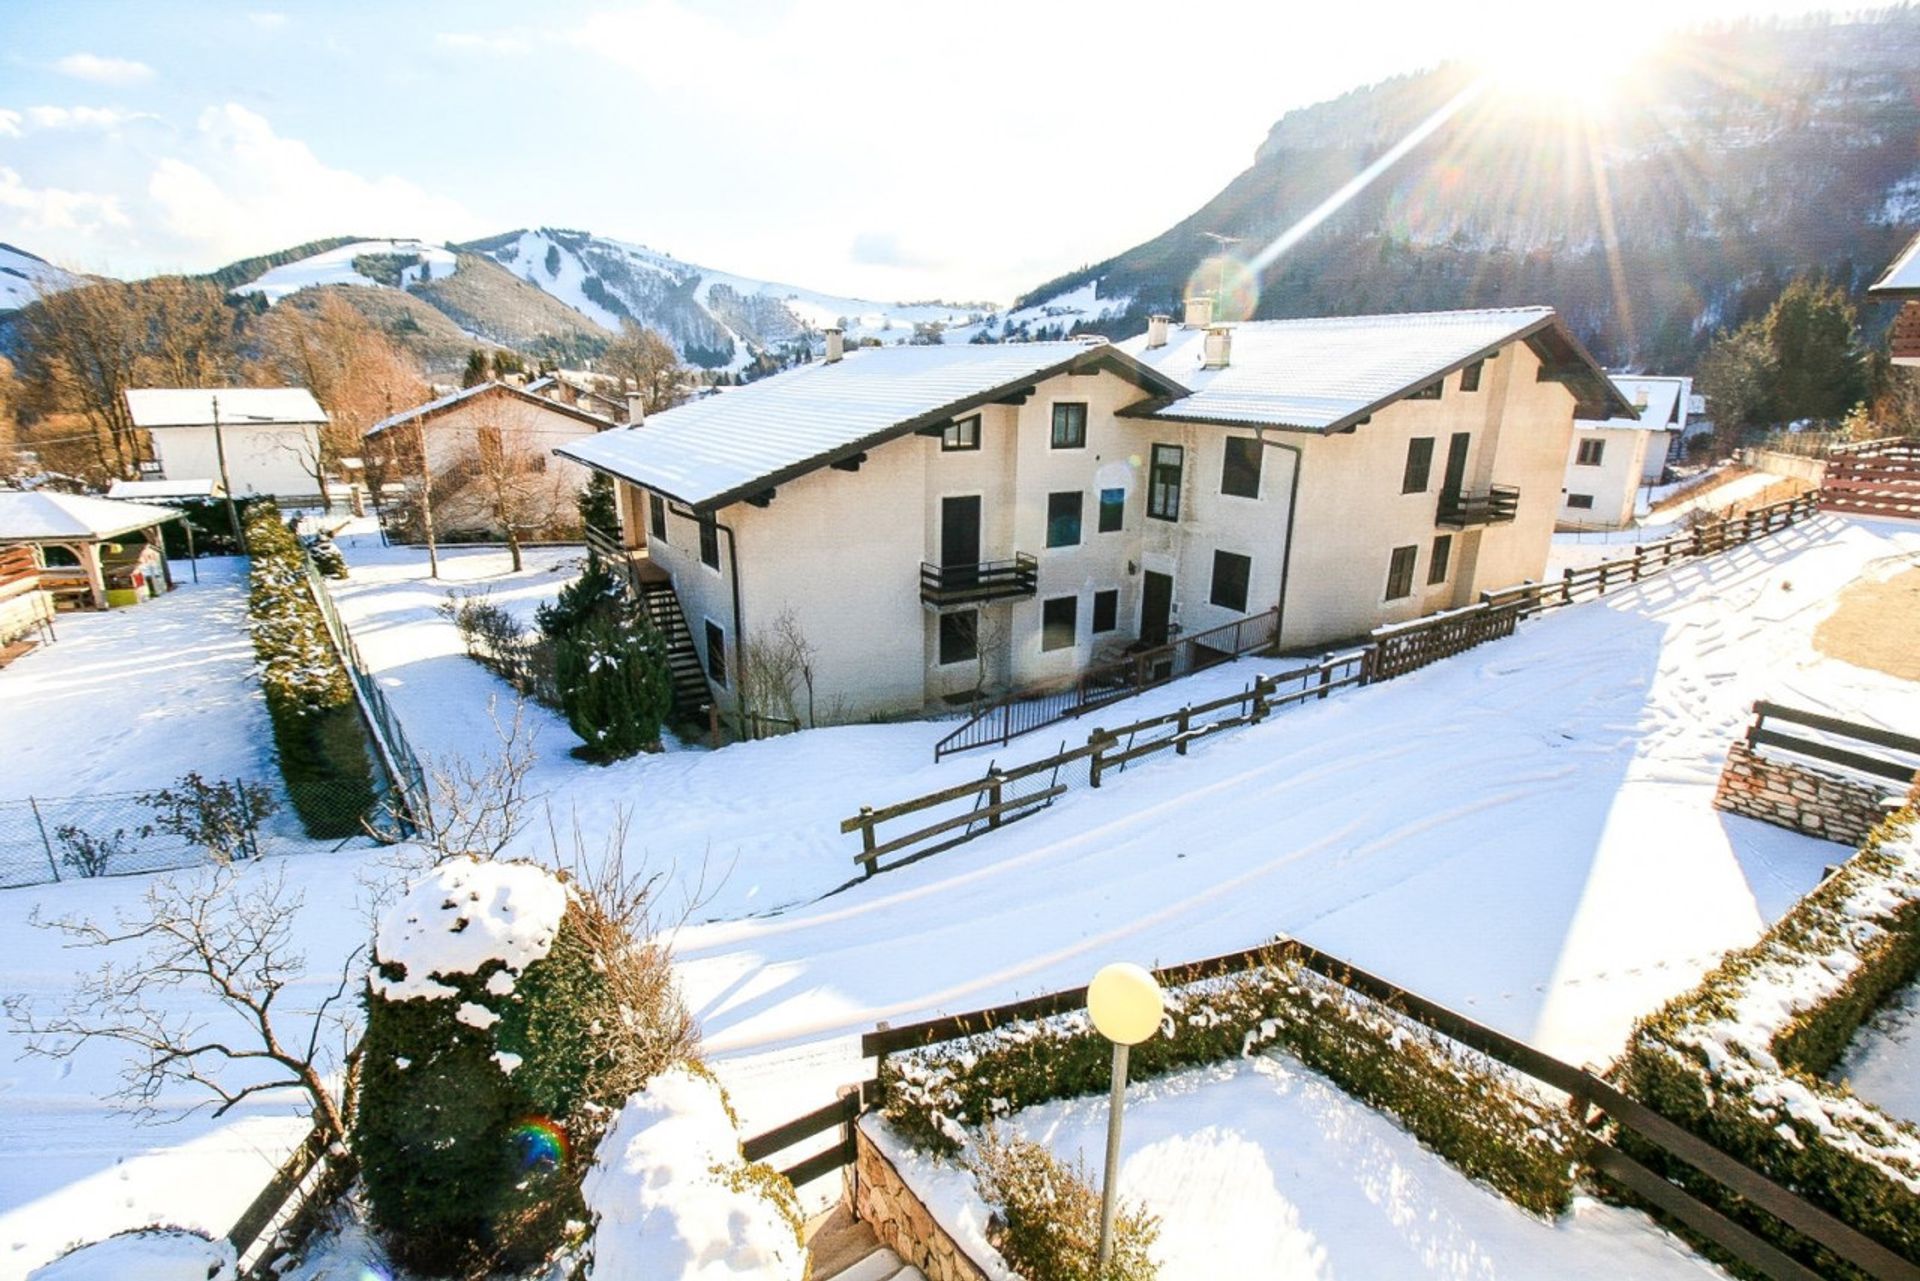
1621, 805, 1920, 1277
882, 948, 1582, 1217
369, 855, 569, 1001
29, 1227, 236, 1281
582, 1065, 807, 1280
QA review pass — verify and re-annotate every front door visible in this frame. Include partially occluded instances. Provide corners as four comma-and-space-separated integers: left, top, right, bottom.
1141, 571, 1173, 647
941, 496, 981, 588
1442, 432, 1471, 500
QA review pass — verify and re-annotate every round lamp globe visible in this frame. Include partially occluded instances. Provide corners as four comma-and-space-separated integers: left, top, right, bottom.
1088, 962, 1164, 1046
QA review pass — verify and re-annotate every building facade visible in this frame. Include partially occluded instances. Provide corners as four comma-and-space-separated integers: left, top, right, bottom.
125, 388, 329, 499
1557, 375, 1689, 530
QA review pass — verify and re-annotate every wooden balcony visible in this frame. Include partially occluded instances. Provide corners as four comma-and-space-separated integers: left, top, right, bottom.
920, 554, 1038, 606
1437, 484, 1520, 528
1893, 301, 1920, 367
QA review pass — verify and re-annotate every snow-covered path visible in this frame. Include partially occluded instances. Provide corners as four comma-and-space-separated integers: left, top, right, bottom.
679, 516, 1920, 1131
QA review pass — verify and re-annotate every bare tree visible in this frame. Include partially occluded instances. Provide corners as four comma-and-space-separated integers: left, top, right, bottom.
972, 610, 1009, 704
599, 321, 690, 416
771, 609, 819, 728
5, 866, 362, 1142
464, 399, 571, 572
739, 608, 823, 733
413, 699, 541, 861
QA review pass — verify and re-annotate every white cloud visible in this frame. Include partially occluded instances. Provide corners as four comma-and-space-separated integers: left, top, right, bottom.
247, 11, 289, 30
0, 111, 19, 139
18, 106, 150, 132
0, 166, 129, 234
435, 30, 535, 55
52, 53, 156, 86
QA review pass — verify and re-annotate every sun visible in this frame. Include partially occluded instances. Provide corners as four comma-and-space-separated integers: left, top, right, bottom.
1469, 23, 1659, 115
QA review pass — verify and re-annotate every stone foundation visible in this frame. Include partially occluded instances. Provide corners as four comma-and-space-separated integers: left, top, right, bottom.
852, 1125, 992, 1281
1713, 740, 1908, 846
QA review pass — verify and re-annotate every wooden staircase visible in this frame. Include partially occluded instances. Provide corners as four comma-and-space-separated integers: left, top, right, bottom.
636, 576, 712, 716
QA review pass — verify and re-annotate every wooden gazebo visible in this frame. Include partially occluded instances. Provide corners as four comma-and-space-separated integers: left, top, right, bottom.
0, 492, 184, 610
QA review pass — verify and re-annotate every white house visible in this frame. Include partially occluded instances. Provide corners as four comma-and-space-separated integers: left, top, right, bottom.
124, 388, 328, 499
558, 304, 1629, 725
1558, 374, 1690, 529
1871, 228, 1920, 366
364, 381, 616, 539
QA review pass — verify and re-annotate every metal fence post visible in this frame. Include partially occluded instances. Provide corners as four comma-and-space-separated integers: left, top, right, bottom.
28, 796, 59, 881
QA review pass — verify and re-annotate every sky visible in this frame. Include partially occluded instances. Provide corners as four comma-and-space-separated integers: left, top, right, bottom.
0, 0, 1901, 305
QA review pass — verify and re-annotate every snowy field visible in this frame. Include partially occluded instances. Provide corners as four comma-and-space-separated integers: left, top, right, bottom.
0, 564, 377, 1278
1548, 467, 1798, 574
877, 1055, 1726, 1279
1836, 982, 1920, 1126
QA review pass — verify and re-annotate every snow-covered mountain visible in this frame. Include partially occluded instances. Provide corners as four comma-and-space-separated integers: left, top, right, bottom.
0, 243, 81, 313
229, 238, 458, 303
462, 228, 998, 368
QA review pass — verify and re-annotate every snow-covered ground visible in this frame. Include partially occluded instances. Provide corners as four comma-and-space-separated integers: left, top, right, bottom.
1548, 468, 1799, 574
0, 563, 377, 1279
878, 1055, 1726, 1279
1835, 981, 1920, 1126
230, 238, 456, 304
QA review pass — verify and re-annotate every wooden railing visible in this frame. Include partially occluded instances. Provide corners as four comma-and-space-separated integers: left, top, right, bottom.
1436, 483, 1520, 527
741, 1085, 872, 1190
1819, 436, 1920, 520
933, 605, 1281, 760
862, 936, 1920, 1281
225, 1128, 356, 1280
1742, 700, 1920, 787
1366, 600, 1520, 680
918, 554, 1037, 606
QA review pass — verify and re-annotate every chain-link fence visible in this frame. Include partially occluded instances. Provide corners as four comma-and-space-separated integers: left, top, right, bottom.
0, 779, 288, 889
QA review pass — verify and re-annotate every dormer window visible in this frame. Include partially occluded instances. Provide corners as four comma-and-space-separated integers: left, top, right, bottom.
1409, 381, 1443, 401
1460, 360, 1483, 392
942, 414, 980, 451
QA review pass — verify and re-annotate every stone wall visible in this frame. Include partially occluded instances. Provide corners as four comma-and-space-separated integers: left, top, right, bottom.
1713, 740, 1908, 846
852, 1126, 993, 1281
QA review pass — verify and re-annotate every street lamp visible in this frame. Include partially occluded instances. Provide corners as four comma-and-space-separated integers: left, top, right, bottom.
1088, 962, 1164, 1268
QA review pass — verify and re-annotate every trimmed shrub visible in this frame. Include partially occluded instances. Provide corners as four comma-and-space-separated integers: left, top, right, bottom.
582, 1064, 808, 1280
354, 857, 693, 1276
553, 612, 674, 761
28, 1226, 236, 1281
244, 503, 375, 837
1616, 806, 1920, 1280
970, 1130, 1158, 1281
881, 950, 1582, 1217
306, 533, 347, 579
136, 772, 275, 864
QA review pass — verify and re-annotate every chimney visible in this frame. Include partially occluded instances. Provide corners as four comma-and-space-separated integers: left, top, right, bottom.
824, 327, 844, 364
626, 391, 646, 426
1146, 314, 1171, 349
1182, 296, 1214, 329
1203, 324, 1232, 370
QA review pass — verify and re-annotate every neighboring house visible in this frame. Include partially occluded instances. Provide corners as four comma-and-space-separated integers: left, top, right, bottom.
365, 381, 616, 539
1558, 374, 1691, 529
0, 492, 181, 610
1870, 228, 1920, 366
124, 388, 329, 499
559, 305, 1628, 724
527, 369, 643, 422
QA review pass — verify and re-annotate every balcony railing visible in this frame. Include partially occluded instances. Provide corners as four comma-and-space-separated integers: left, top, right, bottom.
920, 554, 1038, 606
1437, 484, 1520, 528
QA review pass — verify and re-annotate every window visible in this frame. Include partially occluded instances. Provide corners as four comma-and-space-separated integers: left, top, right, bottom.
1576, 438, 1605, 466
1385, 545, 1418, 600
1428, 534, 1452, 585
1460, 360, 1483, 393
1567, 493, 1595, 510
1409, 380, 1443, 400
943, 414, 980, 452
698, 513, 719, 568
938, 610, 978, 665
1403, 437, 1435, 493
1210, 550, 1252, 612
1046, 491, 1083, 548
1041, 595, 1077, 651
648, 492, 667, 541
1050, 402, 1087, 449
1098, 487, 1125, 533
40, 544, 80, 568
1221, 437, 1262, 499
1148, 444, 1183, 521
704, 619, 727, 686
1092, 589, 1118, 634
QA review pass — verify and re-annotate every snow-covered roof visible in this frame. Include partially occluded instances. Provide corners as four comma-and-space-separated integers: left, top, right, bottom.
558, 342, 1185, 509
125, 388, 327, 428
1118, 307, 1632, 431
1870, 229, 1920, 299
0, 492, 184, 541
1577, 375, 1690, 432
106, 479, 224, 500
365, 380, 616, 438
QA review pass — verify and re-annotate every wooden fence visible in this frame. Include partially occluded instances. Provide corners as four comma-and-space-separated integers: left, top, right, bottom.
1820, 436, 1920, 520
860, 937, 1920, 1281
1743, 699, 1920, 786
225, 1128, 355, 1280
933, 606, 1281, 760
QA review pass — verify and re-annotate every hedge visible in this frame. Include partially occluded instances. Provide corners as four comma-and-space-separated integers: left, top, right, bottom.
881, 950, 1582, 1218
244, 503, 374, 837
1617, 804, 1920, 1279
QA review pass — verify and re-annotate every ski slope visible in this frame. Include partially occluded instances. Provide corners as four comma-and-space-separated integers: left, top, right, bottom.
229, 238, 457, 303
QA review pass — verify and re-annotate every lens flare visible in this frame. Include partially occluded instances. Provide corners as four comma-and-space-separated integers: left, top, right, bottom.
513, 1116, 570, 1170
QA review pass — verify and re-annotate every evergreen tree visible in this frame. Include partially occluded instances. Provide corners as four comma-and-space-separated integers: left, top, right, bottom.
1764, 277, 1865, 424
553, 613, 674, 761
462, 349, 490, 388
576, 472, 619, 541
1696, 321, 1773, 452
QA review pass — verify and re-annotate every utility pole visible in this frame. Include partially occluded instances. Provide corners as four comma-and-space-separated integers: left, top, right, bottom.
210, 394, 245, 554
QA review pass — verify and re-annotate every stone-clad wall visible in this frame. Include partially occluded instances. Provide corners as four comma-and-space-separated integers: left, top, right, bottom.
852, 1126, 992, 1281
1713, 741, 1909, 846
